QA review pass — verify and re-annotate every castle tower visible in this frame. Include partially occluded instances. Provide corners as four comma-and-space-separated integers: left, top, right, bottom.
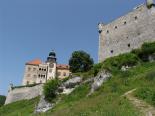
46, 50, 57, 80
146, 0, 155, 8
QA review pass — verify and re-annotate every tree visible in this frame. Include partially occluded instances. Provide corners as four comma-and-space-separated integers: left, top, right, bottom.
69, 50, 94, 73
0, 95, 6, 107
43, 79, 60, 102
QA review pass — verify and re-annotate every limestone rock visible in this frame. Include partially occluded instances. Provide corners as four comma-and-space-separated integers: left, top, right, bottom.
88, 71, 111, 96
58, 77, 82, 95
35, 95, 53, 113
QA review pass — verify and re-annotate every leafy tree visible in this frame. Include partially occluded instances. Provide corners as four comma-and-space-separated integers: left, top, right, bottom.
0, 95, 6, 107
69, 51, 94, 73
43, 79, 60, 102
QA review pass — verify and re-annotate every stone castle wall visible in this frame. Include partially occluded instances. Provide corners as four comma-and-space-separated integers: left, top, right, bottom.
98, 4, 155, 62
5, 84, 43, 105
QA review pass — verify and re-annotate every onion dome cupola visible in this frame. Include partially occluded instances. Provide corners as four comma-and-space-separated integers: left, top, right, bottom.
46, 50, 57, 63
146, 0, 155, 9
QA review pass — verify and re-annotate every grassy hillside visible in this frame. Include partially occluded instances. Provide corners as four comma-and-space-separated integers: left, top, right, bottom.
0, 97, 39, 116
0, 42, 155, 116
1, 61, 155, 116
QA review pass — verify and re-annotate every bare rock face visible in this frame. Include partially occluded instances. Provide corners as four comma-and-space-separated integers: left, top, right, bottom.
149, 53, 155, 62
34, 95, 53, 113
58, 77, 82, 95
88, 71, 111, 96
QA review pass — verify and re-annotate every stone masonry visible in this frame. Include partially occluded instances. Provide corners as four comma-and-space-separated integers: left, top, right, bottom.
98, 1, 155, 62
5, 84, 43, 104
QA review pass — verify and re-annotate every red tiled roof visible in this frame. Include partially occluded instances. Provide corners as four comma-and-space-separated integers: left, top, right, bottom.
56, 64, 69, 69
26, 59, 42, 65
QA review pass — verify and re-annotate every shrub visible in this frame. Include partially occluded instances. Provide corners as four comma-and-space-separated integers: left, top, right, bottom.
145, 71, 155, 81
152, 92, 155, 106
0, 95, 6, 107
91, 63, 103, 76
102, 53, 140, 71
135, 87, 153, 100
43, 79, 60, 102
132, 42, 155, 61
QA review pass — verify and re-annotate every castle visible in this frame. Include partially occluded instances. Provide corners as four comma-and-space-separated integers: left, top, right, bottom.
22, 50, 70, 85
98, 0, 155, 62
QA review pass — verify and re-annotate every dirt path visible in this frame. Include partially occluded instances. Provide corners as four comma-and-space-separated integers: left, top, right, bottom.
123, 89, 155, 116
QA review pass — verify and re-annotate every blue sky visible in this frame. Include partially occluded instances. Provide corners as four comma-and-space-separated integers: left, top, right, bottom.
0, 0, 143, 95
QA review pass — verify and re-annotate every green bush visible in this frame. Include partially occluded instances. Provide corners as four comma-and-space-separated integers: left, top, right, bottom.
145, 70, 155, 81
102, 53, 140, 71
132, 42, 155, 61
135, 87, 155, 106
43, 79, 60, 102
135, 87, 153, 100
91, 63, 103, 76
0, 95, 6, 107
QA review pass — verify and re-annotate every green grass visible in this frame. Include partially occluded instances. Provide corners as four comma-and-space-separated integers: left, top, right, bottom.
1, 62, 155, 115
0, 97, 39, 116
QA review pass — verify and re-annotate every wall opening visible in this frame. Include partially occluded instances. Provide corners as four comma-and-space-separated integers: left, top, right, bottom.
111, 50, 114, 54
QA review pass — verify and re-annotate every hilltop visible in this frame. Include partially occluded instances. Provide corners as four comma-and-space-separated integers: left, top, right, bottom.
0, 42, 155, 116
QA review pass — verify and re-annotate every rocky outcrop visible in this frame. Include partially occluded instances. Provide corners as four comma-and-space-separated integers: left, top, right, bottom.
88, 71, 111, 96
149, 53, 155, 62
34, 95, 53, 113
58, 77, 82, 95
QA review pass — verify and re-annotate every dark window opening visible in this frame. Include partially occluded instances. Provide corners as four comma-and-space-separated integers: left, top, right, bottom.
124, 21, 127, 25
114, 26, 118, 29
98, 30, 102, 33
134, 16, 138, 20
27, 81, 29, 85
107, 30, 109, 33
128, 44, 131, 47
111, 50, 114, 54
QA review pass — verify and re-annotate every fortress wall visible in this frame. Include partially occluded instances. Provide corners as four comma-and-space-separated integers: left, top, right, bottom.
5, 84, 43, 105
99, 5, 155, 62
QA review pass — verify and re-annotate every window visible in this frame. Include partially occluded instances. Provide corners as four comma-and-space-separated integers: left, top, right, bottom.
134, 16, 138, 20
28, 67, 31, 71
39, 68, 41, 70
33, 68, 36, 71
33, 75, 37, 78
63, 72, 66, 76
111, 50, 114, 54
98, 30, 102, 33
27, 74, 31, 77
114, 26, 118, 29
124, 21, 127, 25
106, 30, 109, 33
49, 69, 52, 73
57, 72, 61, 76
44, 69, 46, 71
128, 44, 131, 47
27, 81, 29, 85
